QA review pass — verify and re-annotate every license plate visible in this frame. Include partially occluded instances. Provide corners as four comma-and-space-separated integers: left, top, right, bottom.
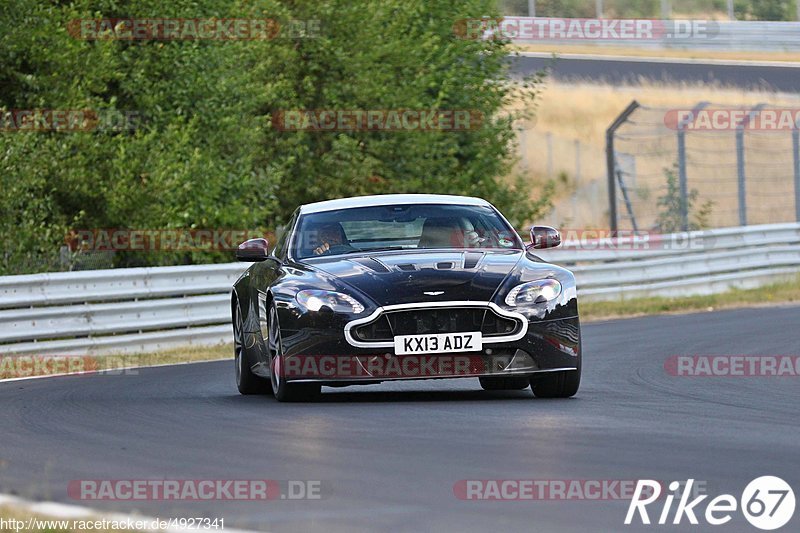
394, 332, 482, 355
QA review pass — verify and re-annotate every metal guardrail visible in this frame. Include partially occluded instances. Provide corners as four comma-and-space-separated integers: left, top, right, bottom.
0, 264, 247, 356
0, 223, 798, 356
509, 20, 800, 52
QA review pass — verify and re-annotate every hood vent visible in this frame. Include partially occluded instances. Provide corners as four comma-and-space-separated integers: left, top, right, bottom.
350, 257, 390, 273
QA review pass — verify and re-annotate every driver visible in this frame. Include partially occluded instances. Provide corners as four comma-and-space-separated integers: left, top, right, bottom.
312, 223, 348, 255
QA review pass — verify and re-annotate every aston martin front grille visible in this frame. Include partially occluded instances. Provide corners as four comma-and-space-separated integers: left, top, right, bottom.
353, 307, 520, 342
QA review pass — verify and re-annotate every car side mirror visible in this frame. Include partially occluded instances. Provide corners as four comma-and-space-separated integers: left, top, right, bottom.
527, 226, 561, 250
236, 238, 269, 261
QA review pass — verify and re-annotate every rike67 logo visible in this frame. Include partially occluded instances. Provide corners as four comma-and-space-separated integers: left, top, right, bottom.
626, 477, 795, 530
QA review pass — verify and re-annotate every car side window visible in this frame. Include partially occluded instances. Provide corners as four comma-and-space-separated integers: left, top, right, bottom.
272, 211, 298, 260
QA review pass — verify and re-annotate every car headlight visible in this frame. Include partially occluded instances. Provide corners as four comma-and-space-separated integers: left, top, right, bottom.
296, 290, 365, 314
504, 279, 562, 306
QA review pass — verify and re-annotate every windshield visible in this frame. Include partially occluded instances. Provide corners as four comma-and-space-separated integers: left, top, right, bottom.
293, 204, 523, 259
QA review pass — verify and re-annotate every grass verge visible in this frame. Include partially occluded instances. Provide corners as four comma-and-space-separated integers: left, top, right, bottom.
581, 275, 800, 322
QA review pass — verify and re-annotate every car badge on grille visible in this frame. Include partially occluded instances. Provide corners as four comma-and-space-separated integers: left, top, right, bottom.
423, 291, 444, 296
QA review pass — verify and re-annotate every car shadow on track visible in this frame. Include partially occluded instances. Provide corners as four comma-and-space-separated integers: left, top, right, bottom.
220, 389, 581, 404
318, 389, 534, 403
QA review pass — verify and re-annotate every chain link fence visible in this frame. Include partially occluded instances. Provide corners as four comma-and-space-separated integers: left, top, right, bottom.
607, 101, 800, 231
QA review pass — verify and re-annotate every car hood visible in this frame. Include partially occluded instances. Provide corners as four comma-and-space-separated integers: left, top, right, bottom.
305, 249, 524, 307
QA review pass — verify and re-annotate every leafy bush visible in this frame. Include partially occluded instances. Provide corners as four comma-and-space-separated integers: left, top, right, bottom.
655, 164, 714, 233
735, 0, 794, 20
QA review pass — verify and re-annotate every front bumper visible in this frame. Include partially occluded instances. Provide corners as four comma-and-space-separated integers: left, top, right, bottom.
274, 300, 580, 384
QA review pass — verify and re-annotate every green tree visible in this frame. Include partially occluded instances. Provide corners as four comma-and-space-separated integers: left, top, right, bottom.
0, 0, 549, 274
1, 0, 280, 272
254, 0, 548, 226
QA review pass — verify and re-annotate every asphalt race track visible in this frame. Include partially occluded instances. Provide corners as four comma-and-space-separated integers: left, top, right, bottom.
1, 306, 799, 532
511, 54, 800, 92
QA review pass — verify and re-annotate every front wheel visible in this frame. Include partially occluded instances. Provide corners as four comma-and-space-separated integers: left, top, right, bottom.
268, 303, 321, 402
234, 302, 271, 395
530, 369, 580, 398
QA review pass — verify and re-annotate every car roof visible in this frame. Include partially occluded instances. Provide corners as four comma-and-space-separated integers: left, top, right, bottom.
299, 194, 492, 214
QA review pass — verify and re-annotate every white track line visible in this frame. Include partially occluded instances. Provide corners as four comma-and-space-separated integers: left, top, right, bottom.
0, 493, 258, 533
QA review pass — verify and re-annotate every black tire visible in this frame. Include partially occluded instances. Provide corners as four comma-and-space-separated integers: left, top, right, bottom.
479, 376, 531, 391
268, 302, 321, 402
233, 301, 272, 395
530, 369, 580, 398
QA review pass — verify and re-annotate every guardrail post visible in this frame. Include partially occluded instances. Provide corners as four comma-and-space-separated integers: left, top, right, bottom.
794, 128, 800, 222
605, 101, 640, 235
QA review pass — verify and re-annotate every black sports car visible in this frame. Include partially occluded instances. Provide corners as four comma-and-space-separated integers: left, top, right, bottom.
231, 194, 580, 401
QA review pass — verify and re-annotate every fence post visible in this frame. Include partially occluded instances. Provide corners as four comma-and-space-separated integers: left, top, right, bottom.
793, 128, 800, 222
675, 102, 710, 232
528, 0, 536, 17
596, 0, 603, 19
727, 0, 735, 20
735, 104, 765, 227
605, 101, 640, 235
735, 129, 747, 226
661, 0, 671, 19
677, 129, 689, 231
